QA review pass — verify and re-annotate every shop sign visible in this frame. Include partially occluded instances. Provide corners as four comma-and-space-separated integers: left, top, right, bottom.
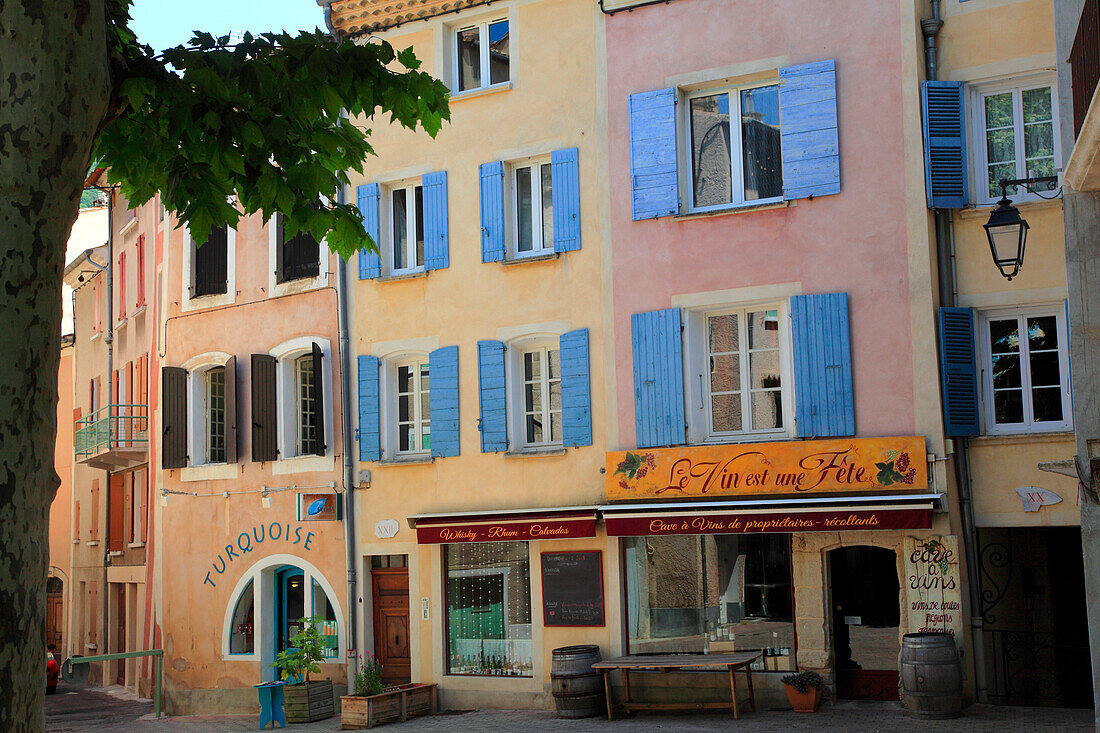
297, 493, 340, 521
1015, 486, 1063, 512
415, 517, 596, 544
604, 506, 932, 537
606, 436, 928, 501
903, 535, 963, 638
203, 522, 318, 588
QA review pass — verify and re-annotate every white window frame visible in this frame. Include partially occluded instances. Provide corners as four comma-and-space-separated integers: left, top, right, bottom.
294, 355, 318, 457
509, 156, 554, 259
507, 338, 563, 450
683, 302, 794, 444
182, 224, 236, 312
452, 17, 510, 94
384, 180, 425, 276
388, 355, 431, 457
127, 468, 145, 547
680, 80, 784, 214
181, 352, 234, 469
978, 305, 1072, 435
271, 337, 335, 472
969, 74, 1061, 205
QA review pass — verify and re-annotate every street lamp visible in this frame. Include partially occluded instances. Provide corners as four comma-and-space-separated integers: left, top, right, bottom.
983, 176, 1059, 281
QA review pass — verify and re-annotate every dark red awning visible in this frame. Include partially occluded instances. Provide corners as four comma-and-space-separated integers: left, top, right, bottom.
410, 506, 599, 544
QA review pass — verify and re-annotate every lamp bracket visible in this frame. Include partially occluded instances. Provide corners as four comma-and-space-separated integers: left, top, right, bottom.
997, 176, 1060, 200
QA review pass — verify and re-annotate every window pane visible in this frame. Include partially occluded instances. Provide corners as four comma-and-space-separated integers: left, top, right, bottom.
750, 350, 781, 390
550, 410, 562, 443
985, 92, 1014, 129
985, 92, 1016, 198
747, 310, 779, 349
1027, 316, 1058, 350
516, 167, 533, 253
740, 85, 782, 201
457, 27, 481, 91
986, 128, 1016, 164
399, 425, 412, 453
1022, 87, 1052, 124
547, 349, 560, 380
1032, 387, 1063, 422
526, 413, 543, 444
540, 163, 554, 250
751, 391, 783, 430
398, 393, 412, 423
229, 581, 255, 654
989, 319, 1020, 354
712, 393, 742, 432
690, 94, 733, 208
1029, 351, 1061, 388
708, 314, 738, 354
709, 354, 740, 392
445, 542, 532, 676
488, 20, 510, 85
994, 389, 1024, 424
1024, 124, 1054, 164
524, 351, 540, 381
414, 185, 425, 268
392, 188, 408, 269
988, 162, 1017, 199
397, 365, 413, 394
525, 381, 542, 414
992, 354, 1021, 389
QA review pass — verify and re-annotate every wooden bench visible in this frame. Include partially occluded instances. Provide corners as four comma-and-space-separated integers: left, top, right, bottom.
591, 652, 761, 720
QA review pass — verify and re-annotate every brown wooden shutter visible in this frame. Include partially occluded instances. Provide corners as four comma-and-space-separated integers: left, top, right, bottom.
90, 479, 100, 540
311, 343, 326, 455
162, 367, 188, 469
225, 356, 238, 464
194, 225, 229, 296
74, 500, 81, 540
274, 215, 286, 283
88, 583, 98, 643
251, 354, 278, 462
108, 473, 125, 552
138, 469, 148, 544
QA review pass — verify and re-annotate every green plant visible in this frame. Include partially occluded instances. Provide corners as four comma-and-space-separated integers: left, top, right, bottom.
272, 617, 326, 684
354, 654, 384, 696
781, 670, 823, 693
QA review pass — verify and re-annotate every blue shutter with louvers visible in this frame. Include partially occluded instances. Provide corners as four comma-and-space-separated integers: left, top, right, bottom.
631, 308, 685, 448
938, 307, 979, 436
429, 346, 460, 458
779, 60, 840, 200
357, 355, 381, 461
922, 81, 969, 208
551, 148, 581, 252
477, 340, 508, 452
357, 184, 381, 279
423, 171, 449, 270
559, 328, 592, 447
480, 162, 506, 263
628, 88, 679, 220
791, 293, 855, 437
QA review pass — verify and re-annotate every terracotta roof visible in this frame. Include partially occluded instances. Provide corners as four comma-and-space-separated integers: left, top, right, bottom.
330, 0, 497, 36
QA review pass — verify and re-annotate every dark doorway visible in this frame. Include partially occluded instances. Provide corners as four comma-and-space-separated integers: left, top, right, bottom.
371, 556, 411, 686
115, 588, 126, 686
829, 546, 901, 700
46, 577, 64, 652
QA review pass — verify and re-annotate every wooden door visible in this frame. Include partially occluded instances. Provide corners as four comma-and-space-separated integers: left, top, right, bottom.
115, 588, 126, 685
45, 593, 63, 652
371, 568, 410, 685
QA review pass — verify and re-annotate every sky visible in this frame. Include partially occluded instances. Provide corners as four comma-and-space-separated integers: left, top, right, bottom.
129, 0, 327, 53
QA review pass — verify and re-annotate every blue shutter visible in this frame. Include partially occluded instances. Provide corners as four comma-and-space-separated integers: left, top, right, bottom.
628, 88, 678, 220
357, 183, 381, 279
357, 355, 381, 461
922, 81, 969, 208
938, 307, 979, 436
480, 162, 506, 263
559, 328, 592, 447
631, 309, 685, 448
423, 171, 449, 270
791, 293, 855, 437
477, 340, 508, 452
551, 147, 581, 252
780, 60, 840, 200
429, 346, 460, 458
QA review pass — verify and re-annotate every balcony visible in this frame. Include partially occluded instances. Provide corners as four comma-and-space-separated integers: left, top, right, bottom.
1065, 0, 1100, 191
75, 404, 149, 470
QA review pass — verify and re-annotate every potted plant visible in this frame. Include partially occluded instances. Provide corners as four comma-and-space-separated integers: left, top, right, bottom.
781, 670, 824, 713
273, 617, 335, 723
340, 654, 437, 730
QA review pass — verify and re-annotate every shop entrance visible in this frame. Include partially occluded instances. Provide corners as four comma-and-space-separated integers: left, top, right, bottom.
371, 556, 410, 685
829, 546, 900, 700
276, 567, 307, 654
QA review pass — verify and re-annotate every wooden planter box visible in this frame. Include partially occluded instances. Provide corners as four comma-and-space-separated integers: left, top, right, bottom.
341, 683, 437, 730
285, 679, 335, 723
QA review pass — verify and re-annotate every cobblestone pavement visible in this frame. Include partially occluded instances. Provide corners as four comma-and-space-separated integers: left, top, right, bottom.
46, 684, 1095, 733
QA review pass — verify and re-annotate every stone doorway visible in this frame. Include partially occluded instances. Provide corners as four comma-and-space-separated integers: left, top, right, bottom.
829, 546, 900, 700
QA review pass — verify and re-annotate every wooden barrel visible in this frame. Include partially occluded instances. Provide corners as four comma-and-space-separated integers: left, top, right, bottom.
900, 632, 963, 719
551, 645, 604, 719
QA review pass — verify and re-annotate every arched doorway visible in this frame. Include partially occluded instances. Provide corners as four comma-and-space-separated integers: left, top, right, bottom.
45, 576, 64, 653
829, 546, 900, 700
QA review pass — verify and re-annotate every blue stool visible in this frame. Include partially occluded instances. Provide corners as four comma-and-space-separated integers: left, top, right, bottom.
254, 680, 289, 730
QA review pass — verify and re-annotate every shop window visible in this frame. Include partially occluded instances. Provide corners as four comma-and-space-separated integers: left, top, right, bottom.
312, 578, 340, 660
229, 580, 255, 654
624, 534, 795, 671
444, 542, 532, 676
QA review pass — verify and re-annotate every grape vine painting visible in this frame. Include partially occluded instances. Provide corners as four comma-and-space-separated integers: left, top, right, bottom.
873, 449, 918, 486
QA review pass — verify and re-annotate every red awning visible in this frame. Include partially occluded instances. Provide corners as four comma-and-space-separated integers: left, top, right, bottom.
409, 506, 599, 544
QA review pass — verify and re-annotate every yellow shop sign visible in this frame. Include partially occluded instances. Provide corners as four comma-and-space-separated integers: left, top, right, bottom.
606, 436, 927, 501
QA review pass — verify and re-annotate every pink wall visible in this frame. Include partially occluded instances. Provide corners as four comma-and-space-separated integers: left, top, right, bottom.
605, 0, 916, 448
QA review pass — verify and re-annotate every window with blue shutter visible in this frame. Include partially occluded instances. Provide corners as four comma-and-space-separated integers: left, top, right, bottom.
551, 148, 581, 252
357, 355, 381, 461
779, 60, 840, 201
631, 308, 686, 448
922, 81, 969, 208
938, 308, 980, 436
477, 340, 508, 452
480, 162, 506, 263
357, 183, 381, 279
790, 293, 854, 437
422, 171, 449, 270
628, 88, 679, 220
559, 328, 592, 447
429, 346, 460, 458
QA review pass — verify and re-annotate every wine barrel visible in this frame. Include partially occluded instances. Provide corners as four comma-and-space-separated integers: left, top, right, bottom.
551, 645, 604, 719
900, 632, 963, 719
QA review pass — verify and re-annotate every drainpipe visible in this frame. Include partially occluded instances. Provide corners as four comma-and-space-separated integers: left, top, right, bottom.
922, 0, 988, 703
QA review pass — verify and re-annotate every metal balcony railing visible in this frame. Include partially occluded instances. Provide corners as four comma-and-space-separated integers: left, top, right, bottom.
1071, 0, 1100, 138
74, 404, 149, 460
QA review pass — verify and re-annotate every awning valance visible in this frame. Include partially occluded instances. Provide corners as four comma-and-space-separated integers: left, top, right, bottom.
409, 505, 599, 544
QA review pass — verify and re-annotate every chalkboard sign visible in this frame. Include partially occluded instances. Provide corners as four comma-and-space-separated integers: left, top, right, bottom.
541, 551, 605, 627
